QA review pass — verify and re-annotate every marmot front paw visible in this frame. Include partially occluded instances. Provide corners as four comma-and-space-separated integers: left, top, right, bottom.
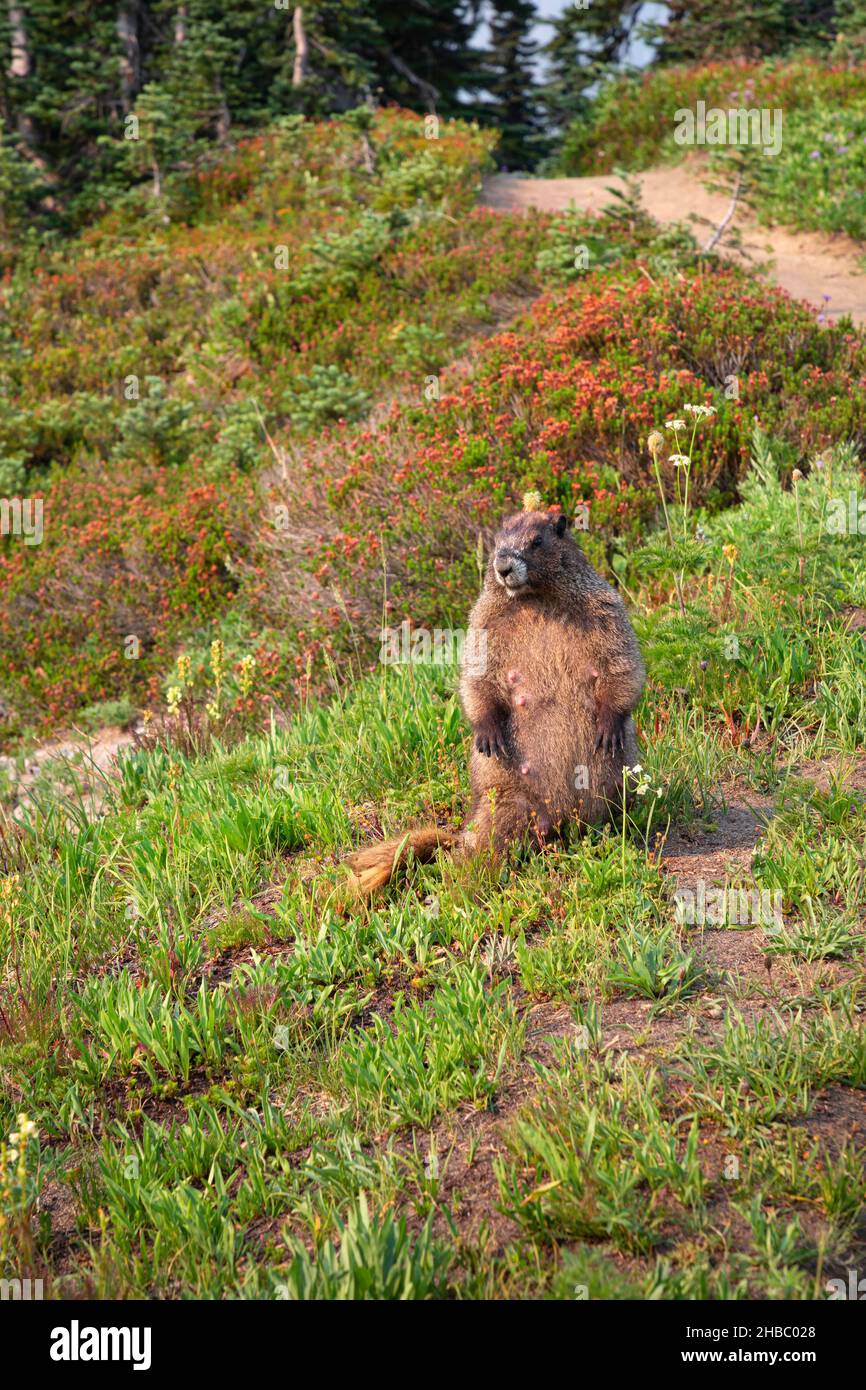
474, 714, 508, 759
594, 704, 626, 754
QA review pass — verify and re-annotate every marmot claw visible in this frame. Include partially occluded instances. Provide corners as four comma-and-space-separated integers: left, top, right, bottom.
594, 706, 626, 754
475, 716, 507, 759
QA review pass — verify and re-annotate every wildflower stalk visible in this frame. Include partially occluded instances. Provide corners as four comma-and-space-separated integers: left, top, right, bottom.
721, 544, 737, 623
653, 457, 677, 548
621, 766, 629, 892
650, 404, 717, 620
682, 416, 700, 534
206, 638, 225, 722
791, 468, 807, 596
0, 1112, 38, 1272
648, 430, 686, 618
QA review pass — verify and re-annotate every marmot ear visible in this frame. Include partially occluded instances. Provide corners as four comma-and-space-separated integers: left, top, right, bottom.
554, 513, 568, 538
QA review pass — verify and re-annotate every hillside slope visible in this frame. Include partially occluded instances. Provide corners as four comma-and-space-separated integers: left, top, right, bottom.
2, 94, 866, 1304
2, 435, 866, 1299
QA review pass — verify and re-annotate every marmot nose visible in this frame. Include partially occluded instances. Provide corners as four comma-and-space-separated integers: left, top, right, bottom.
495, 558, 513, 578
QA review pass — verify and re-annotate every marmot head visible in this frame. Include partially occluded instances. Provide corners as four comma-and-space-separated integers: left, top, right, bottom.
490, 509, 585, 600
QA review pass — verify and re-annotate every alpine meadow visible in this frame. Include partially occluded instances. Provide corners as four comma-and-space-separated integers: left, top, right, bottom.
1, 0, 866, 1338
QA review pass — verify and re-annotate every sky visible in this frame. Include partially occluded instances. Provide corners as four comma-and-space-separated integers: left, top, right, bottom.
480, 1, 671, 75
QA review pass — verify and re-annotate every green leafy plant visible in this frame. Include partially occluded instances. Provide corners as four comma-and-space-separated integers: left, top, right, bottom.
276, 1194, 452, 1300
607, 924, 705, 1003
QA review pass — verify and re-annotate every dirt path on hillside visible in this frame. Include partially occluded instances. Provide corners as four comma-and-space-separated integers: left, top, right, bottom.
0, 724, 138, 818
481, 162, 866, 326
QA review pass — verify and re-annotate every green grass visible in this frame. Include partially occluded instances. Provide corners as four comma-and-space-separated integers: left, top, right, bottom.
3, 73, 866, 1297
1, 417, 865, 1298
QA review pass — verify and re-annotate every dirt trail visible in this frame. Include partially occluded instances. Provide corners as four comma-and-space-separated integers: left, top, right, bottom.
0, 724, 138, 818
481, 161, 866, 326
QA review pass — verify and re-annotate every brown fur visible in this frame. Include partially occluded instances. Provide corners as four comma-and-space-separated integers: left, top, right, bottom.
346, 827, 458, 895
346, 509, 645, 895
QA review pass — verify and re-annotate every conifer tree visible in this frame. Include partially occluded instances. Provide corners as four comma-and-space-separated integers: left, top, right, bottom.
542, 0, 642, 131
486, 0, 545, 169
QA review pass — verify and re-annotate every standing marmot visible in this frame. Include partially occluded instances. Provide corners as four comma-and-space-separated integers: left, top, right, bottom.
347, 506, 645, 894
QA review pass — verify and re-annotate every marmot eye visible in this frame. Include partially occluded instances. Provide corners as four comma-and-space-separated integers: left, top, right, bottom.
530, 535, 543, 549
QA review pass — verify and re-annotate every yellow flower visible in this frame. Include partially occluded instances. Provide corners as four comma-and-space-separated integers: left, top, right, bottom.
0, 875, 20, 931
208, 638, 225, 715
10, 1115, 36, 1151
722, 544, 738, 566
522, 490, 543, 513
0, 873, 19, 902
210, 639, 225, 682
238, 654, 257, 698
177, 654, 192, 687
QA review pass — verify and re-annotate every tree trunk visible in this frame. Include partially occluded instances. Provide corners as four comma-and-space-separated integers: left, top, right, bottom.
292, 7, 308, 88
6, 2, 41, 164
117, 1, 141, 112
8, 2, 29, 78
216, 89, 231, 142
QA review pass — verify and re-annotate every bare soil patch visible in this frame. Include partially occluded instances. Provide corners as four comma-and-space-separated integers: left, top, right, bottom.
481, 160, 866, 326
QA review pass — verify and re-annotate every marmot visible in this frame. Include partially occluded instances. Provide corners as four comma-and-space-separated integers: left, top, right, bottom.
347, 506, 645, 894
